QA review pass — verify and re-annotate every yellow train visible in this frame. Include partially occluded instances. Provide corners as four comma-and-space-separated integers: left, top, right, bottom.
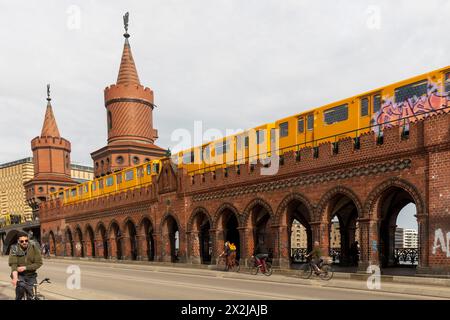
50, 159, 161, 205
176, 66, 450, 174
52, 66, 450, 205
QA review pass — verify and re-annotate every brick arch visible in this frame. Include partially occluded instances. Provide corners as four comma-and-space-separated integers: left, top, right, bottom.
363, 177, 425, 218
137, 215, 155, 234
212, 202, 241, 229
64, 226, 73, 240
122, 216, 138, 233
274, 193, 315, 225
187, 207, 213, 232
95, 221, 107, 236
241, 197, 275, 227
107, 219, 122, 237
84, 223, 95, 239
159, 212, 183, 234
316, 186, 363, 222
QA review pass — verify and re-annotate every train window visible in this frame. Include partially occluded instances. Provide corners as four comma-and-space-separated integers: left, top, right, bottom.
65, 190, 69, 198
395, 80, 427, 104
360, 98, 369, 117
256, 130, 265, 144
137, 167, 144, 178
245, 136, 249, 148
99, 179, 104, 189
373, 95, 381, 113
183, 151, 194, 164
324, 104, 348, 125
78, 186, 83, 195
307, 114, 314, 130
58, 192, 64, 199
84, 184, 89, 193
445, 72, 450, 94
298, 117, 304, 133
146, 164, 151, 175
236, 136, 242, 150
202, 145, 210, 161
71, 189, 76, 197
106, 176, 114, 186
153, 163, 160, 173
91, 182, 97, 191
279, 122, 289, 137
215, 140, 229, 155
116, 173, 122, 184
125, 170, 134, 181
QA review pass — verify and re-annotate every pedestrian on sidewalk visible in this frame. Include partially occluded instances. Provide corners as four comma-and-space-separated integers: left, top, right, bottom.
8, 231, 43, 300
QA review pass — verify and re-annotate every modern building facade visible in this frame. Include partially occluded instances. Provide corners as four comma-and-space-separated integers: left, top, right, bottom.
0, 157, 93, 226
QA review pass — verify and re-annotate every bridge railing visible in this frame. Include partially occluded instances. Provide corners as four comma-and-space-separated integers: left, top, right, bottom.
394, 248, 419, 265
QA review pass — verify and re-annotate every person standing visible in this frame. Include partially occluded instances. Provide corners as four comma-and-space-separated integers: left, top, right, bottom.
8, 231, 43, 300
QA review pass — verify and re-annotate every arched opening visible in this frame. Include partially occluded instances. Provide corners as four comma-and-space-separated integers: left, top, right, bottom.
162, 215, 180, 263
75, 227, 84, 257
378, 187, 418, 268
326, 194, 359, 266
283, 198, 312, 265
125, 220, 138, 260
65, 228, 74, 257
98, 224, 108, 259
49, 231, 56, 255
220, 209, 240, 260
248, 203, 273, 260
190, 211, 212, 264
141, 218, 155, 261
110, 222, 122, 260
86, 226, 95, 258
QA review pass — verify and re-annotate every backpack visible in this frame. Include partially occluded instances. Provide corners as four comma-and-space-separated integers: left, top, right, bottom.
229, 243, 236, 251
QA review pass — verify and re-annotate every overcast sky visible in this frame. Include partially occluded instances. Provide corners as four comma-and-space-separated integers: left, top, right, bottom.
1, 1, 448, 228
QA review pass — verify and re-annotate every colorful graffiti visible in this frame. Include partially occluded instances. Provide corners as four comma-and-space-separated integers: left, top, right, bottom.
432, 228, 450, 258
372, 81, 450, 129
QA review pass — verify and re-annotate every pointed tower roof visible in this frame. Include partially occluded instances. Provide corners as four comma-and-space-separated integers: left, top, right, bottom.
116, 13, 140, 85
40, 84, 60, 137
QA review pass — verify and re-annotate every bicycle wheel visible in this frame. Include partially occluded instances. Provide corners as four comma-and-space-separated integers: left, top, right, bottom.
319, 264, 334, 280
298, 263, 313, 279
231, 260, 240, 272
263, 262, 273, 276
250, 258, 259, 275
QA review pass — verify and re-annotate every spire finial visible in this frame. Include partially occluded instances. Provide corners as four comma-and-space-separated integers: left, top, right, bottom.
46, 84, 51, 102
123, 12, 130, 39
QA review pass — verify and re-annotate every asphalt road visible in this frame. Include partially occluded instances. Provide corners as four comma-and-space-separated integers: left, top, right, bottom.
0, 256, 446, 300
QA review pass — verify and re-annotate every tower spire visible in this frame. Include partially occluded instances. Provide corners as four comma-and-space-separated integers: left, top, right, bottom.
117, 12, 140, 85
40, 84, 60, 137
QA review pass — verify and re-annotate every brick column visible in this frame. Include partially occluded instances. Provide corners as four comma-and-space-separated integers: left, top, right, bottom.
273, 224, 290, 268
237, 226, 246, 265
121, 236, 131, 260
358, 218, 380, 271
416, 213, 429, 269
95, 238, 104, 259
242, 226, 254, 267
178, 230, 187, 263
136, 235, 146, 261
213, 228, 224, 264
153, 232, 161, 262
85, 239, 93, 258
189, 231, 201, 264
108, 237, 117, 259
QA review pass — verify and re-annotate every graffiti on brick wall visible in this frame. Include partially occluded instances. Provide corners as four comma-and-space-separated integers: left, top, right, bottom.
373, 80, 450, 130
432, 228, 450, 258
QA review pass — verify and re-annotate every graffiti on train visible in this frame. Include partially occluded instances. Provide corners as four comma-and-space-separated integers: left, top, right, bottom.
373, 80, 450, 129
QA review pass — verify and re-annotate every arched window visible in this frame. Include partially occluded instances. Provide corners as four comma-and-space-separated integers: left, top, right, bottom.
108, 111, 112, 130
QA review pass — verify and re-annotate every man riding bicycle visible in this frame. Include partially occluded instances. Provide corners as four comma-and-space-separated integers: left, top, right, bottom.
253, 242, 269, 273
305, 241, 322, 274
9, 231, 43, 300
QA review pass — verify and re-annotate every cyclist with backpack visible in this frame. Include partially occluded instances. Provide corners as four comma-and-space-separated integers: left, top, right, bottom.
253, 242, 269, 273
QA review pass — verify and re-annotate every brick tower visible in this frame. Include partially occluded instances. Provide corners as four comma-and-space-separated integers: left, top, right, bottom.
91, 13, 166, 177
24, 85, 77, 216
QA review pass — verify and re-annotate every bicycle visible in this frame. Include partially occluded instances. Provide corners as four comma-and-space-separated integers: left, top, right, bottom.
298, 257, 333, 280
17, 277, 51, 300
250, 255, 273, 276
217, 253, 240, 272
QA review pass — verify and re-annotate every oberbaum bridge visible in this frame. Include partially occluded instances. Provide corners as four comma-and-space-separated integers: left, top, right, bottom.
2, 16, 450, 275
